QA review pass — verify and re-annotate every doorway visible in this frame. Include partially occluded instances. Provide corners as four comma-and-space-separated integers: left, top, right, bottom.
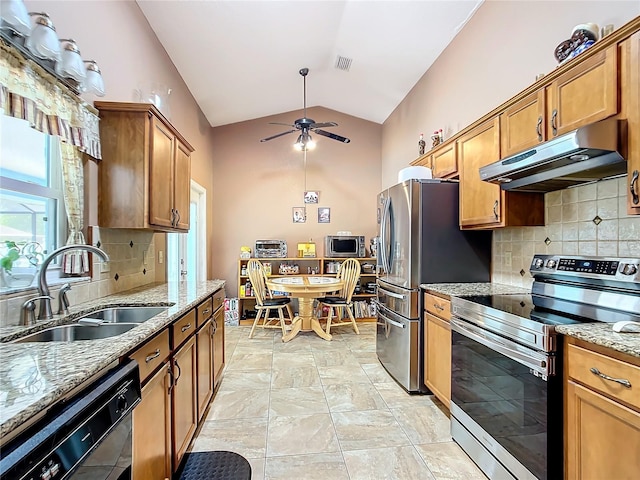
167, 180, 207, 282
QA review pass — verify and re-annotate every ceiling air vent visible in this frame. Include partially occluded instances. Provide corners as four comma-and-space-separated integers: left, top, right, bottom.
335, 55, 352, 72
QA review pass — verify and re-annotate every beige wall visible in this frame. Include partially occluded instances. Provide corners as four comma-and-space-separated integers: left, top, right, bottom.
382, 1, 640, 188
210, 106, 382, 294
24, 0, 217, 275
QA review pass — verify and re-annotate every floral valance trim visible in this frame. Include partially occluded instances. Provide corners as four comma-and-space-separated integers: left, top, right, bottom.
0, 39, 101, 160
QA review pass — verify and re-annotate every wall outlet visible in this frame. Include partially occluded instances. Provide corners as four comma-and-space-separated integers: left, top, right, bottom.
158, 251, 163, 264
143, 251, 148, 266
504, 251, 512, 267
101, 261, 111, 273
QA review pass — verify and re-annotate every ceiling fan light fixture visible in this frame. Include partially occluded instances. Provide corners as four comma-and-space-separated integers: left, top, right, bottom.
293, 132, 315, 151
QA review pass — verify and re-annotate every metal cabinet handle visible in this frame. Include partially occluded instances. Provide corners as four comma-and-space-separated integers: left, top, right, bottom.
174, 360, 182, 385
202, 308, 211, 316
181, 323, 192, 333
536, 116, 543, 141
167, 364, 175, 394
551, 109, 558, 136
590, 367, 632, 388
434, 304, 445, 311
493, 200, 499, 220
145, 349, 161, 363
175, 209, 181, 225
170, 208, 176, 227
630, 170, 639, 205
210, 323, 215, 338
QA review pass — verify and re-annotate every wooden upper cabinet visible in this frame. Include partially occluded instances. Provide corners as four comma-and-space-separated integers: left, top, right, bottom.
500, 90, 546, 157
95, 102, 194, 232
458, 118, 502, 228
547, 45, 618, 137
459, 117, 544, 229
149, 117, 176, 229
620, 31, 640, 215
431, 141, 457, 178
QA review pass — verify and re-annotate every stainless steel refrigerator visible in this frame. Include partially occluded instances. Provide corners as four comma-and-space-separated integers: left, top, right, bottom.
376, 179, 491, 392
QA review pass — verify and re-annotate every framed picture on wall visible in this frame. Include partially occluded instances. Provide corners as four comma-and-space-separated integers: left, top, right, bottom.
292, 207, 306, 223
304, 191, 319, 204
318, 207, 330, 224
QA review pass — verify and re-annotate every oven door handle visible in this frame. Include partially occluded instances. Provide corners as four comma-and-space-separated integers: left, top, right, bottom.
451, 317, 552, 378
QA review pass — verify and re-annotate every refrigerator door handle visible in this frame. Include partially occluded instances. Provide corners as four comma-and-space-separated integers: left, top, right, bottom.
382, 315, 406, 329
379, 196, 391, 273
379, 288, 406, 300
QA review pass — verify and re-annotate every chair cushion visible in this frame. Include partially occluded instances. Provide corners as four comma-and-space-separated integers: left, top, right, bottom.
322, 296, 347, 305
263, 298, 291, 307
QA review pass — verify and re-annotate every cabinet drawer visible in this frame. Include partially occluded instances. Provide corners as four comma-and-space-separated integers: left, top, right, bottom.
196, 298, 213, 328
212, 288, 225, 312
172, 309, 196, 349
567, 344, 640, 410
130, 329, 170, 383
423, 292, 451, 321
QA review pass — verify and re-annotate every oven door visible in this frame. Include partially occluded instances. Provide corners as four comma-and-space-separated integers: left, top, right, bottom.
450, 317, 562, 480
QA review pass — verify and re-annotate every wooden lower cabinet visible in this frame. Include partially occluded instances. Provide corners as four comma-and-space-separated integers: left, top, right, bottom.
424, 312, 451, 408
133, 363, 172, 480
213, 306, 225, 387
565, 339, 640, 479
423, 292, 452, 408
171, 336, 198, 472
566, 380, 640, 479
196, 318, 214, 421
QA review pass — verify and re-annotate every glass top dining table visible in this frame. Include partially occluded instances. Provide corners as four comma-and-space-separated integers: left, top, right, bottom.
266, 276, 343, 342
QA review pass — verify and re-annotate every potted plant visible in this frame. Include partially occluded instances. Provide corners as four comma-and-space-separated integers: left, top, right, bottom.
0, 241, 44, 288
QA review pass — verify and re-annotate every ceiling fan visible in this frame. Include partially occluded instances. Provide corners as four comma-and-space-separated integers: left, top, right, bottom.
260, 68, 351, 150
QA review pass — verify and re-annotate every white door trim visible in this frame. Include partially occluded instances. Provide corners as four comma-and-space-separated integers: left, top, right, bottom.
191, 180, 207, 282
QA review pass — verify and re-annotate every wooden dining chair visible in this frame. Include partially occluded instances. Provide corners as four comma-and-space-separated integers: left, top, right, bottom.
319, 258, 360, 335
246, 259, 294, 338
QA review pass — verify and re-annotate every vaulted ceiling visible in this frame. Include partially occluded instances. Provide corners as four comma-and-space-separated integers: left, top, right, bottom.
137, 0, 484, 127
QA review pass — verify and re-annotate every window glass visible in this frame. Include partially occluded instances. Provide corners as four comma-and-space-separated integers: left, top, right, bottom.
0, 116, 66, 274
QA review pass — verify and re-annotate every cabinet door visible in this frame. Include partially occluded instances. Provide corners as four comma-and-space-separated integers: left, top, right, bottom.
196, 319, 214, 421
149, 116, 176, 229
173, 140, 191, 230
213, 307, 225, 387
500, 90, 546, 157
431, 142, 457, 178
133, 363, 172, 480
623, 32, 640, 215
458, 117, 502, 228
172, 336, 197, 472
424, 313, 451, 408
566, 380, 640, 480
548, 45, 618, 137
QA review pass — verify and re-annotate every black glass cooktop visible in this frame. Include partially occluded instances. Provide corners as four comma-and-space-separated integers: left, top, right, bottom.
459, 293, 591, 326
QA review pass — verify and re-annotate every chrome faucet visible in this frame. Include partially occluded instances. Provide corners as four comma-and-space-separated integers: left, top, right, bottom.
37, 245, 109, 320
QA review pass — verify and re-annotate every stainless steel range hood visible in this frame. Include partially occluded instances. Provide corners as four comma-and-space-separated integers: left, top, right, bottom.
480, 118, 626, 192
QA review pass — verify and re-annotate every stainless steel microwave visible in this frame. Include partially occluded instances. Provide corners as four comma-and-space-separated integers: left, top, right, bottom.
324, 235, 366, 258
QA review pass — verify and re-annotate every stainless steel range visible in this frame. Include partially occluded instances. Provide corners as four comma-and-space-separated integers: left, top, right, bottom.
450, 254, 640, 480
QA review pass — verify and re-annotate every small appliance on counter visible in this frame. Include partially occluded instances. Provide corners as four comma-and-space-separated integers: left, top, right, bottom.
255, 240, 287, 258
324, 235, 366, 258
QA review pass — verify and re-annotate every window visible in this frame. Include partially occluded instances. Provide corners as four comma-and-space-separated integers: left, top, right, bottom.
0, 115, 67, 269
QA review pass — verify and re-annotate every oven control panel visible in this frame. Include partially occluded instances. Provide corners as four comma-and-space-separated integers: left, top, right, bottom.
530, 255, 640, 281
556, 258, 619, 274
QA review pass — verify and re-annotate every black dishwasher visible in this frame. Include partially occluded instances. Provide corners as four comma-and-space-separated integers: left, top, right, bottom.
0, 359, 141, 480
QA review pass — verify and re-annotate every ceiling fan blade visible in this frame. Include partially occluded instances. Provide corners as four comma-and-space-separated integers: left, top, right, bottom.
309, 122, 338, 129
313, 129, 351, 144
260, 130, 297, 142
268, 122, 297, 127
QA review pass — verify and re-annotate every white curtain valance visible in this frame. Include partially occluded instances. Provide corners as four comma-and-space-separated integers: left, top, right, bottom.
0, 39, 101, 159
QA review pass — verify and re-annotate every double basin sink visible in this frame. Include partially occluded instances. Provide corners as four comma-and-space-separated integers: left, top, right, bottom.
14, 306, 168, 343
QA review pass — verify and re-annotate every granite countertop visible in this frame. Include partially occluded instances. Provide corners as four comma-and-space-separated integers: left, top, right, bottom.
0, 279, 225, 441
420, 282, 530, 297
555, 323, 640, 359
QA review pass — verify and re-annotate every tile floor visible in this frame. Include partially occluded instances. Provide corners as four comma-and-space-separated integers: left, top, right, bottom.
189, 323, 487, 480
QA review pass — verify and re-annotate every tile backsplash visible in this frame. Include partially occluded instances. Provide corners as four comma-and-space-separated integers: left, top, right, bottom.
0, 227, 160, 327
493, 177, 640, 288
